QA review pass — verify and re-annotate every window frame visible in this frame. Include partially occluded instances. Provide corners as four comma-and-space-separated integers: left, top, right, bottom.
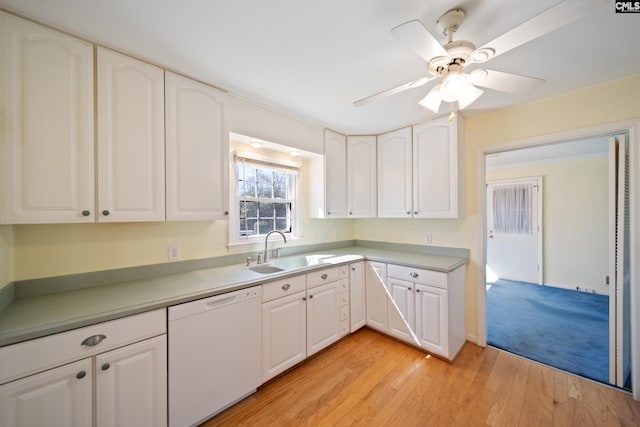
229, 150, 302, 247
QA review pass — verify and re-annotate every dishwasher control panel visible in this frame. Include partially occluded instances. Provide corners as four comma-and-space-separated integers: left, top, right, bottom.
237, 286, 262, 301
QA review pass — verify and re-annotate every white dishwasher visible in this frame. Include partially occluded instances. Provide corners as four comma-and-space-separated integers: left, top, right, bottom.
168, 286, 262, 427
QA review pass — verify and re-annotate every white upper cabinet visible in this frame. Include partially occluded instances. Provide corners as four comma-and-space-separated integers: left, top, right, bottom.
324, 130, 348, 218
412, 115, 465, 218
377, 127, 412, 218
0, 12, 94, 224
347, 136, 376, 218
165, 71, 229, 221
97, 48, 165, 222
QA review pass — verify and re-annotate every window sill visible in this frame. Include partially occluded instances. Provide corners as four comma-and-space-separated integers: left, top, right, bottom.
227, 235, 303, 252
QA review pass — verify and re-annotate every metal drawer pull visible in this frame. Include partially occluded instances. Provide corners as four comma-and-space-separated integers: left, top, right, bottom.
410, 272, 419, 278
416, 289, 421, 293
321, 274, 328, 280
76, 370, 86, 379
81, 334, 106, 347
309, 294, 314, 299
282, 283, 291, 291
101, 363, 110, 371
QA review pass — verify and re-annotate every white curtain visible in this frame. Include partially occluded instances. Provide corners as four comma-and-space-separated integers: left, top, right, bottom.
492, 184, 532, 234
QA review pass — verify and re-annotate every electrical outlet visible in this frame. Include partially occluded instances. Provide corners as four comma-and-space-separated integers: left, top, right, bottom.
425, 232, 433, 244
168, 244, 181, 261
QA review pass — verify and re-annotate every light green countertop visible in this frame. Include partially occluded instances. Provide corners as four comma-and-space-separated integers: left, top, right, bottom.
0, 245, 468, 347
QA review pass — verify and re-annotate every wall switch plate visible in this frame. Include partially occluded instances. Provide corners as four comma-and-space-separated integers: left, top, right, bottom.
168, 244, 181, 261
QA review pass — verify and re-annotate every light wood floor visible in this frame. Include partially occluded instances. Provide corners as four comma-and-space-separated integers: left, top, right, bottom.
201, 328, 640, 426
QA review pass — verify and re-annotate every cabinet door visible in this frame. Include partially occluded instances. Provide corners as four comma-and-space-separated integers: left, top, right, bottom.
95, 335, 167, 427
349, 261, 366, 332
262, 291, 307, 382
347, 136, 376, 217
0, 358, 92, 427
324, 130, 347, 218
415, 284, 449, 357
307, 281, 340, 356
165, 71, 229, 220
412, 116, 463, 218
0, 12, 94, 224
387, 277, 415, 343
97, 47, 165, 222
377, 127, 413, 218
365, 261, 388, 332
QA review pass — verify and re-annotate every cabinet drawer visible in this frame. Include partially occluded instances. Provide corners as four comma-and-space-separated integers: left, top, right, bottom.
262, 275, 306, 302
340, 320, 350, 337
0, 309, 166, 385
339, 305, 349, 322
387, 264, 447, 289
339, 265, 349, 279
339, 290, 349, 307
306, 267, 339, 289
338, 278, 349, 293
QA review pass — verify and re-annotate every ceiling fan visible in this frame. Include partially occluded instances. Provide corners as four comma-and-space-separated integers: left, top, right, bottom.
353, 0, 607, 113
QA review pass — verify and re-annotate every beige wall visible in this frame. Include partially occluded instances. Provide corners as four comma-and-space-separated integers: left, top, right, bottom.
486, 155, 609, 294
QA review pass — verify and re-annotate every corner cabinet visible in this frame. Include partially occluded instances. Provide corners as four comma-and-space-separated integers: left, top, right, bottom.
412, 115, 465, 219
165, 71, 229, 221
0, 11, 95, 224
97, 47, 165, 222
346, 136, 377, 218
377, 127, 413, 218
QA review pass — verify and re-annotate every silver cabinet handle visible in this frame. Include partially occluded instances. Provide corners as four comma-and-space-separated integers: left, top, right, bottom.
309, 294, 314, 299
81, 334, 106, 347
416, 289, 421, 293
76, 370, 86, 379
82, 210, 91, 216
282, 283, 291, 291
101, 363, 110, 371
410, 272, 419, 279
352, 267, 355, 271
321, 274, 328, 280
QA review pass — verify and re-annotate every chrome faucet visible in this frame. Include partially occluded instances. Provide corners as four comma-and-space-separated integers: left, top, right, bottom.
264, 230, 287, 262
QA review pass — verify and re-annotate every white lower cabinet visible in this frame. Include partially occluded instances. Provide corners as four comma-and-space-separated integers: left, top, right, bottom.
415, 285, 448, 356
262, 287, 307, 382
0, 309, 167, 427
306, 280, 341, 356
349, 261, 366, 332
0, 358, 93, 427
386, 277, 415, 343
95, 335, 167, 427
365, 261, 388, 332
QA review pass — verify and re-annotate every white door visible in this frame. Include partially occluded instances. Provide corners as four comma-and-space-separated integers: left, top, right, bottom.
97, 47, 165, 222
377, 127, 413, 218
0, 358, 92, 427
415, 284, 448, 356
262, 291, 307, 382
347, 136, 377, 217
0, 12, 94, 224
365, 261, 388, 332
306, 281, 341, 356
386, 277, 415, 343
165, 71, 229, 221
95, 335, 167, 427
324, 130, 347, 217
349, 262, 367, 332
486, 177, 543, 284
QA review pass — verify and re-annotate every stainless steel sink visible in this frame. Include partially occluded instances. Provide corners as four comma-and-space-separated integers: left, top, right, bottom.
249, 265, 285, 274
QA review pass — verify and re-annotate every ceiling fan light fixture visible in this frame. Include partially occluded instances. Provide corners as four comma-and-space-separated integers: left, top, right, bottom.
440, 72, 469, 102
418, 84, 443, 113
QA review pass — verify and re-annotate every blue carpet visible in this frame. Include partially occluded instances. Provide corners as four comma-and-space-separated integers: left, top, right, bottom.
487, 279, 609, 383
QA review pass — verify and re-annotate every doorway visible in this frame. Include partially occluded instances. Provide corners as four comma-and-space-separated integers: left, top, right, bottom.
483, 135, 631, 388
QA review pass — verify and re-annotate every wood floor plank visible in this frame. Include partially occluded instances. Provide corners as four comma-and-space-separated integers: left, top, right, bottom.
200, 328, 640, 427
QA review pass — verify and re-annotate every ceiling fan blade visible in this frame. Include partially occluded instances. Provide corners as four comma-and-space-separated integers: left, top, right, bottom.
391, 20, 448, 61
475, 0, 608, 61
353, 76, 435, 107
469, 69, 544, 95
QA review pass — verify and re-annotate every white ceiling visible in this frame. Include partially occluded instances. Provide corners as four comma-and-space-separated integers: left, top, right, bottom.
2, 0, 639, 135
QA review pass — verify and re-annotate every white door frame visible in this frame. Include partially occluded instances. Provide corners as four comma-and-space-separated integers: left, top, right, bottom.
475, 118, 640, 399
486, 176, 543, 285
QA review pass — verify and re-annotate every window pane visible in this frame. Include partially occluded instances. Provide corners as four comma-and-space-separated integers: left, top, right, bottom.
258, 202, 275, 218
242, 219, 257, 235
273, 171, 288, 198
258, 219, 275, 235
239, 168, 256, 197
274, 202, 288, 217
276, 218, 290, 231
256, 169, 273, 198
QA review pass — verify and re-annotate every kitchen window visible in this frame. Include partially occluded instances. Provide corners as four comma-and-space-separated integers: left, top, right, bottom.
230, 151, 300, 244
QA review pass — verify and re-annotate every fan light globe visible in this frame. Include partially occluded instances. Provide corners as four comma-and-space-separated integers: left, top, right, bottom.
440, 73, 468, 102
